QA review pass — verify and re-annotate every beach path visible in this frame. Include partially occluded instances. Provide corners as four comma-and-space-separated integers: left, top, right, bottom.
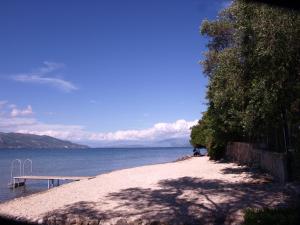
0, 157, 293, 224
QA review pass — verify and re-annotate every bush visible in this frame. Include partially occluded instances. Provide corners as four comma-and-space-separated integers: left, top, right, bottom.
207, 137, 226, 160
243, 207, 300, 225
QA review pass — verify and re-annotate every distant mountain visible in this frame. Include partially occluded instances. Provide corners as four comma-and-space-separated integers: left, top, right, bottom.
84, 137, 192, 148
0, 132, 89, 149
155, 138, 192, 147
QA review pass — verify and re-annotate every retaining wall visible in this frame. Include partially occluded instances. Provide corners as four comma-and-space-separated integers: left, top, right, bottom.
226, 142, 288, 183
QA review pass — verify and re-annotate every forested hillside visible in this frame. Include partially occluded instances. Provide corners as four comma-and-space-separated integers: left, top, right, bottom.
0, 132, 88, 149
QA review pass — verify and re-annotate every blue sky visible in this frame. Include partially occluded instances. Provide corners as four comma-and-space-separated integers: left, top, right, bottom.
0, 0, 228, 146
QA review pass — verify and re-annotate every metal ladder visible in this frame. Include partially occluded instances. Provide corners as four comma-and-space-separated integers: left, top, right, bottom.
22, 159, 33, 176
9, 159, 33, 188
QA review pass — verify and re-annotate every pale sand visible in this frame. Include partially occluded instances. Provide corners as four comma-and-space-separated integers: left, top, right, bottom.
0, 157, 292, 224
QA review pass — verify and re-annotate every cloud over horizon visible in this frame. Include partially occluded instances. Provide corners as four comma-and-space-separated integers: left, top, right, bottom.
10, 105, 33, 117
0, 101, 197, 146
10, 61, 78, 92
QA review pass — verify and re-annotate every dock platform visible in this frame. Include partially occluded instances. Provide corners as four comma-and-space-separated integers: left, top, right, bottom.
10, 175, 95, 189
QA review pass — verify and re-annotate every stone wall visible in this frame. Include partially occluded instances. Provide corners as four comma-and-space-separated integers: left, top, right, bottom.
226, 142, 288, 183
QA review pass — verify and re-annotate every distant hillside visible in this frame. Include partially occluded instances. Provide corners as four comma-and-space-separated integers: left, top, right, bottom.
0, 132, 89, 149
155, 138, 192, 148
85, 137, 192, 148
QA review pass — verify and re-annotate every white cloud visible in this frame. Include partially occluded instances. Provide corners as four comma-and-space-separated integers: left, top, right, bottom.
10, 105, 33, 117
37, 61, 64, 74
13, 75, 77, 92
0, 117, 38, 129
12, 119, 198, 144
10, 61, 77, 92
0, 101, 197, 146
87, 119, 197, 142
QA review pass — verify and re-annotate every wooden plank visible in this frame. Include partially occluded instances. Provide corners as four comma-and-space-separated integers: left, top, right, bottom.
13, 176, 94, 181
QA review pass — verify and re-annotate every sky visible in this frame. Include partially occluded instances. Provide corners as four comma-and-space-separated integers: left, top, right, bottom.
0, 0, 229, 147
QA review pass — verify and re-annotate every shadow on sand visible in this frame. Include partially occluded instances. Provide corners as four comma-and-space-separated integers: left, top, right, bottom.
43, 166, 294, 225
0, 216, 36, 225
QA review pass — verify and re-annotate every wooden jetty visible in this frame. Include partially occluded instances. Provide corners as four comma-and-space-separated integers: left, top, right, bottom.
10, 175, 95, 189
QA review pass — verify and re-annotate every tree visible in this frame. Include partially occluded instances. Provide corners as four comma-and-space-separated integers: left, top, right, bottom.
191, 0, 300, 159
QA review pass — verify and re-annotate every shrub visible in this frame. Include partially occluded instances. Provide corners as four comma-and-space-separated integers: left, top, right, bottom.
243, 207, 300, 225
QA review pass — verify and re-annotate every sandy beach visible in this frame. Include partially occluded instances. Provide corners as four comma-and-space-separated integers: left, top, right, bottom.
0, 157, 293, 224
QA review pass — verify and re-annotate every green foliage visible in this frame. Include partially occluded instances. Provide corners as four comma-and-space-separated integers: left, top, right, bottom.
243, 207, 300, 225
190, 122, 206, 149
191, 0, 300, 158
190, 111, 227, 160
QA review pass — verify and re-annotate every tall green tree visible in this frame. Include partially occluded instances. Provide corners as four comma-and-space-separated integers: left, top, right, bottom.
191, 0, 300, 159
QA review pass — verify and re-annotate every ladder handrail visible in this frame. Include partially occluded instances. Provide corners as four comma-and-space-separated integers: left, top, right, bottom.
10, 159, 22, 183
22, 159, 32, 176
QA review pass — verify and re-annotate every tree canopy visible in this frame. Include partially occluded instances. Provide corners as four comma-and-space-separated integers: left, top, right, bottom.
190, 0, 300, 159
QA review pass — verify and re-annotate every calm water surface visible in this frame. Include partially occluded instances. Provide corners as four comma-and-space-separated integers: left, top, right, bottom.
0, 147, 194, 202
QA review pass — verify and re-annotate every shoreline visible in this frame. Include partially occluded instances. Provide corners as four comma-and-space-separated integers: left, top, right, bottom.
0, 157, 293, 225
0, 147, 192, 203
1, 155, 192, 205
